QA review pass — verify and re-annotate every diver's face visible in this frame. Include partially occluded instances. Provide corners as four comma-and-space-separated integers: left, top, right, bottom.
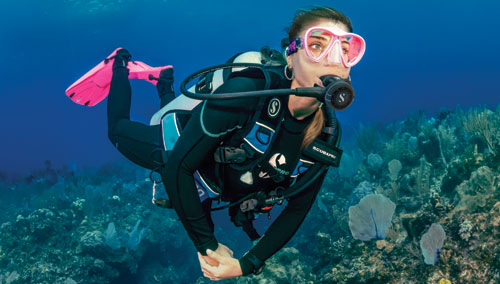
288, 20, 351, 88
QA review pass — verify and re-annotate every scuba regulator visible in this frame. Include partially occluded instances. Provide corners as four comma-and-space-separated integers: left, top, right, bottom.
179, 63, 354, 111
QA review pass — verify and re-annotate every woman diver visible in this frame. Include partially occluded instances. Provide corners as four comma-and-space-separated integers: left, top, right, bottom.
105, 6, 365, 281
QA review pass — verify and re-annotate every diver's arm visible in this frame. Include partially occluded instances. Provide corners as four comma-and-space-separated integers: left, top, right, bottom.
163, 77, 263, 256
238, 170, 328, 275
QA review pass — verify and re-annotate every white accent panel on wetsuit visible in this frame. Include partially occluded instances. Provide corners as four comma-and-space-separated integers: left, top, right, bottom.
150, 85, 202, 125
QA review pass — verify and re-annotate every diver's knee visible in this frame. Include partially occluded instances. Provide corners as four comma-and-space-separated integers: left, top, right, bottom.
108, 132, 118, 148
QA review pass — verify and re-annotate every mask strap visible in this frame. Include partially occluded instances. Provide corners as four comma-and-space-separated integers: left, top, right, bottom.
287, 37, 302, 56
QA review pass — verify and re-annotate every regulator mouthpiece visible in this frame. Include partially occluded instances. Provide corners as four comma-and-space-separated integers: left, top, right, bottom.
320, 75, 354, 111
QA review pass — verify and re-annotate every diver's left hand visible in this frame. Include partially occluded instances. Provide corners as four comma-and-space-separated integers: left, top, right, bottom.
198, 249, 243, 281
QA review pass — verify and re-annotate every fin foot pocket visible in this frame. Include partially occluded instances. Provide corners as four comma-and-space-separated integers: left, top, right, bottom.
155, 68, 175, 107
111, 48, 132, 70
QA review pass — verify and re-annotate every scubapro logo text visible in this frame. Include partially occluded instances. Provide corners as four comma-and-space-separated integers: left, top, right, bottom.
312, 146, 336, 159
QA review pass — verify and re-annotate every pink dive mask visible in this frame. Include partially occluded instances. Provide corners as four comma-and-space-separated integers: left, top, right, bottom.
287, 26, 366, 67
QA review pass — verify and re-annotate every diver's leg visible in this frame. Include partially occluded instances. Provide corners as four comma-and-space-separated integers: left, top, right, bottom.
154, 67, 195, 128
107, 49, 164, 170
156, 68, 176, 108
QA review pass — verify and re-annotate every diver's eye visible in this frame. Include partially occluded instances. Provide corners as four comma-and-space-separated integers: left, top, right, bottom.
342, 43, 349, 54
308, 42, 326, 58
310, 43, 323, 51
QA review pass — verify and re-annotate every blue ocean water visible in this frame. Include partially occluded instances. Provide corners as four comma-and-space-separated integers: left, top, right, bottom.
0, 0, 498, 175
0, 1, 499, 283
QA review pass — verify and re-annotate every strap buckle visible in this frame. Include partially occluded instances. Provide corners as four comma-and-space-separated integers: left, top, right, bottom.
214, 146, 248, 163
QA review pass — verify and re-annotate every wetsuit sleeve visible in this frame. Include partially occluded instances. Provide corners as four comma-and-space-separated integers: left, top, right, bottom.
162, 77, 263, 256
239, 170, 328, 275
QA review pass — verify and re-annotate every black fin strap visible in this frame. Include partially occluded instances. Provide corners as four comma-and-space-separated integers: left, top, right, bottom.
104, 51, 132, 64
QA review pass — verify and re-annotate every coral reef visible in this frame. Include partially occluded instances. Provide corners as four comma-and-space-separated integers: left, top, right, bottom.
1, 104, 499, 283
0, 163, 200, 283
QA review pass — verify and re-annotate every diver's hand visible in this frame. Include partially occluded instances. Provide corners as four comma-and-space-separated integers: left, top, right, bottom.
199, 243, 234, 267
198, 249, 243, 281
214, 243, 234, 258
202, 254, 219, 267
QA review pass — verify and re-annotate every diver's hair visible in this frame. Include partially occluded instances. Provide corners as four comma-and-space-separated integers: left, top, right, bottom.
301, 107, 324, 150
287, 6, 353, 39
286, 6, 351, 150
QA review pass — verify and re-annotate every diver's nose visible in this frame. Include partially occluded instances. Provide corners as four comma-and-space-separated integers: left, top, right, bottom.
325, 40, 342, 65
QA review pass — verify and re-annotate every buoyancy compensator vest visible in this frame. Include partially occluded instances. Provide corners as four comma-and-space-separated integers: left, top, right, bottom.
149, 47, 344, 241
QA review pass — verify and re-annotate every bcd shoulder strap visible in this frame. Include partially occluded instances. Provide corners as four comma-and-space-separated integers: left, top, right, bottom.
216, 94, 287, 172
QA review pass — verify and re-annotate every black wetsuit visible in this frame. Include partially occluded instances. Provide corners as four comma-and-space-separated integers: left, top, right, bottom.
107, 60, 327, 276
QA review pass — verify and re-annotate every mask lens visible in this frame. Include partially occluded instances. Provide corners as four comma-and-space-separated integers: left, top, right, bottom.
343, 35, 365, 66
306, 29, 333, 60
304, 27, 366, 66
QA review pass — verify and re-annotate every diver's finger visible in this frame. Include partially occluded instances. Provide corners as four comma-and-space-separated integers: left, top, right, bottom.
204, 273, 215, 281
200, 261, 210, 271
198, 255, 208, 270
202, 267, 215, 277
201, 264, 219, 279
220, 244, 233, 255
202, 262, 218, 274
197, 252, 208, 266
204, 272, 217, 281
201, 266, 212, 275
207, 249, 227, 263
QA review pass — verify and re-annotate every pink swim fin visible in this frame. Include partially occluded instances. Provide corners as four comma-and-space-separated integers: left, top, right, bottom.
65, 47, 173, 106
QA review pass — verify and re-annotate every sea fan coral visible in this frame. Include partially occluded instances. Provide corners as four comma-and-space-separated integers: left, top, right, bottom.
348, 194, 396, 241
420, 223, 446, 265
